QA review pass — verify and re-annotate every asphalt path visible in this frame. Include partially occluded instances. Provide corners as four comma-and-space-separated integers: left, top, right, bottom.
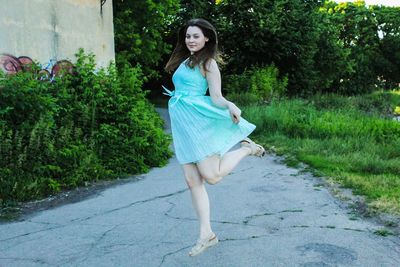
0, 108, 399, 266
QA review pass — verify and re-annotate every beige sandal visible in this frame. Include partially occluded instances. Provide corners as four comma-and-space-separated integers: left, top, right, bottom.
240, 138, 266, 157
189, 232, 219, 257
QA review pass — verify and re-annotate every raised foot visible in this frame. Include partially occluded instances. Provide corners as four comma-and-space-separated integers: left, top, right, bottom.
240, 138, 266, 157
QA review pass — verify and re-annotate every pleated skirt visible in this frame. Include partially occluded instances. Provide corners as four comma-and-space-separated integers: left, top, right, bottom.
168, 95, 256, 164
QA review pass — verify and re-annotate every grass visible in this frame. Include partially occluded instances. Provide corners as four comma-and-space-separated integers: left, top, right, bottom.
244, 90, 400, 215
374, 229, 394, 236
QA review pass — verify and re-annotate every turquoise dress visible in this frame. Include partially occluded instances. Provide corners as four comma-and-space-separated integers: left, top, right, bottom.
163, 59, 256, 164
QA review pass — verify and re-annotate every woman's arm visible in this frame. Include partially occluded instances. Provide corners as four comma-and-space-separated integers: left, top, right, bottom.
205, 59, 242, 123
205, 59, 228, 108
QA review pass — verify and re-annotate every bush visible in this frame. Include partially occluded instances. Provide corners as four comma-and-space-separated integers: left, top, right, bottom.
224, 65, 287, 106
0, 49, 172, 205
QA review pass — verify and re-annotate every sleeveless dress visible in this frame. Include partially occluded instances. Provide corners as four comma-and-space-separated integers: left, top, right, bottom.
163, 59, 256, 164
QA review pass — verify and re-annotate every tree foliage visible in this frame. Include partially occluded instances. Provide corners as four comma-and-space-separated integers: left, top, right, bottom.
321, 1, 400, 93
321, 1, 382, 94
373, 4, 400, 89
216, 0, 399, 94
113, 0, 400, 96
216, 0, 339, 95
113, 0, 179, 79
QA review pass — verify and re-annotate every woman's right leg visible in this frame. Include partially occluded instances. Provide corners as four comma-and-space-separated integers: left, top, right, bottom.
196, 138, 265, 185
182, 163, 213, 240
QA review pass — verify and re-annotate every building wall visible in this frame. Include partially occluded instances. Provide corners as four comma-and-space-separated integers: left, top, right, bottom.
0, 0, 115, 69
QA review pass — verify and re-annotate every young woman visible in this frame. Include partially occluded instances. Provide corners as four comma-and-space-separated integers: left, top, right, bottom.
164, 18, 265, 257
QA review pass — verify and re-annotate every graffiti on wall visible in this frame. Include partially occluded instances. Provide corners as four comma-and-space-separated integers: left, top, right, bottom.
0, 54, 74, 81
100, 0, 107, 15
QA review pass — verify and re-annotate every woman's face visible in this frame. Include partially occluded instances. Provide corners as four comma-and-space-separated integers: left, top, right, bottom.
185, 26, 209, 54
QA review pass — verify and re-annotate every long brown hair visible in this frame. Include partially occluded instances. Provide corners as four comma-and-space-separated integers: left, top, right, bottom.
165, 18, 222, 73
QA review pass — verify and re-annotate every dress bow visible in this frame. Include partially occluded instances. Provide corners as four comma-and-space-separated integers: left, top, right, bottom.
163, 85, 182, 107
162, 85, 174, 97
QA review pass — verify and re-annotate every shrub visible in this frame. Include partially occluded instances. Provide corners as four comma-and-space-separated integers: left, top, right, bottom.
224, 65, 287, 106
0, 49, 172, 205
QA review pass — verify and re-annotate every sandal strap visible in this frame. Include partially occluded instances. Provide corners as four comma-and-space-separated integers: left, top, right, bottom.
197, 233, 216, 245
189, 233, 218, 256
241, 138, 265, 157
240, 137, 252, 144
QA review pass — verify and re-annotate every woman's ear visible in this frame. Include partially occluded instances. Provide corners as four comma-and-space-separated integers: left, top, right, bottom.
205, 37, 209, 42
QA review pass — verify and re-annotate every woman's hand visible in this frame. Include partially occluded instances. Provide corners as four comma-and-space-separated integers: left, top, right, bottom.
228, 102, 241, 124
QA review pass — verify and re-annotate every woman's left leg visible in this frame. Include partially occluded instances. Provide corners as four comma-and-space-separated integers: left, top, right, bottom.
182, 164, 213, 239
183, 164, 219, 256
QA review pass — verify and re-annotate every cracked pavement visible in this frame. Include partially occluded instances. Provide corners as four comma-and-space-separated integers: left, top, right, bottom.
0, 108, 399, 267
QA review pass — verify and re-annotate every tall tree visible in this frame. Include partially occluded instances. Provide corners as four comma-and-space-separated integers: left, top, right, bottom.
322, 1, 381, 94
113, 0, 179, 79
373, 5, 400, 89
216, 0, 328, 95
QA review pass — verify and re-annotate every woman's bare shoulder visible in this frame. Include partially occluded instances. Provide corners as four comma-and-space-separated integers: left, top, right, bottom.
206, 58, 218, 70
199, 58, 219, 77
204, 58, 219, 77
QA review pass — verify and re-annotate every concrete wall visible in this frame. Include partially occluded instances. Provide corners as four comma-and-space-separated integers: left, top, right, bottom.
0, 0, 115, 68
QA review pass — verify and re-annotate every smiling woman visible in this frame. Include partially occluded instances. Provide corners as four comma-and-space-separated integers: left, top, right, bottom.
164, 18, 265, 257
185, 26, 209, 55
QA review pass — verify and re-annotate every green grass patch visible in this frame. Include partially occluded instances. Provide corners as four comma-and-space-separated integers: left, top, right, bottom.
244, 91, 400, 215
374, 229, 394, 237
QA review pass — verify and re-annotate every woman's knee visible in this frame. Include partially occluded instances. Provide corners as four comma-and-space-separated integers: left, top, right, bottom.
196, 156, 223, 185
204, 176, 222, 185
197, 168, 222, 185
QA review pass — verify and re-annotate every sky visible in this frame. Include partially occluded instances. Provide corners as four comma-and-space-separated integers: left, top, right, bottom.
344, 0, 400, 6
